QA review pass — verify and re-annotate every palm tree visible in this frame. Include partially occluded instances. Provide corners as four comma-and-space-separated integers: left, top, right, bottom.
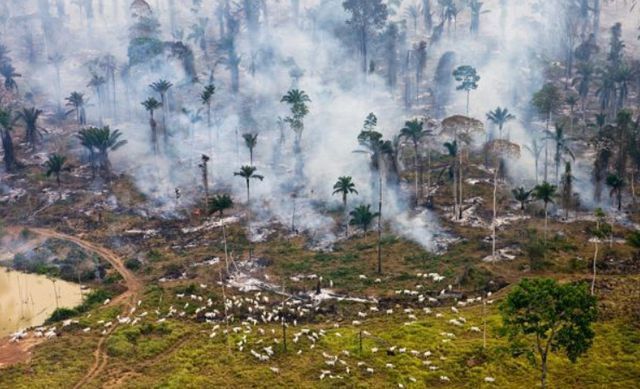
349, 204, 380, 233
486, 107, 515, 139
200, 83, 215, 128
0, 109, 17, 171
150, 79, 173, 146
544, 122, 576, 185
400, 118, 430, 205
333, 175, 359, 208
532, 83, 562, 182
141, 97, 162, 154
606, 173, 625, 210
209, 192, 234, 272
280, 89, 311, 152
65, 92, 87, 124
533, 181, 557, 242
44, 154, 69, 187
242, 133, 258, 165
0, 62, 21, 92
512, 186, 532, 211
208, 194, 234, 217
234, 165, 264, 203
17, 107, 43, 150
76, 126, 127, 178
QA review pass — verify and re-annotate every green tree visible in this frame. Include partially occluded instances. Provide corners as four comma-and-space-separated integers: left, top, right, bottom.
141, 97, 162, 154
150, 79, 173, 147
486, 106, 515, 139
76, 126, 127, 178
17, 107, 43, 150
234, 165, 264, 203
500, 278, 597, 389
200, 83, 215, 139
400, 118, 430, 205
280, 89, 311, 152
44, 154, 69, 187
533, 181, 557, 242
65, 92, 87, 124
208, 194, 234, 217
452, 65, 480, 114
242, 133, 258, 165
0, 62, 20, 92
349, 204, 380, 233
333, 176, 358, 210
512, 186, 532, 211
606, 173, 625, 210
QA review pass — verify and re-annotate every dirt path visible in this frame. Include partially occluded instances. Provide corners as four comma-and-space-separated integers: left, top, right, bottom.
0, 226, 141, 387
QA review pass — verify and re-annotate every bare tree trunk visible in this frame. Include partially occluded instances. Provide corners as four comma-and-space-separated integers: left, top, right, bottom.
492, 166, 498, 260
377, 168, 382, 274
591, 240, 598, 295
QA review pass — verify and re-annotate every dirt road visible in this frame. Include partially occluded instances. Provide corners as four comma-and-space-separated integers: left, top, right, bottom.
0, 226, 141, 387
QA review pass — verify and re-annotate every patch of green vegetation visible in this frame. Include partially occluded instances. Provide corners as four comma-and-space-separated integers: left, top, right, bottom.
125, 258, 142, 271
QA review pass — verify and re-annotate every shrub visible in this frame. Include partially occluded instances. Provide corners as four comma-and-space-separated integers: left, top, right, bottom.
45, 307, 78, 324
125, 258, 142, 271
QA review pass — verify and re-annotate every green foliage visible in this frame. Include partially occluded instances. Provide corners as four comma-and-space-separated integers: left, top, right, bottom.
349, 204, 380, 233
125, 258, 142, 271
208, 194, 234, 216
501, 278, 597, 386
512, 186, 532, 210
127, 37, 163, 66
452, 65, 480, 92
524, 230, 548, 270
626, 231, 640, 249
533, 181, 557, 205
532, 83, 562, 121
45, 307, 78, 324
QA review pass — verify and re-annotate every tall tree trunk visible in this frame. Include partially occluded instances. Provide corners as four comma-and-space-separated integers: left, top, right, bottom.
492, 165, 498, 260
591, 239, 598, 295
414, 143, 420, 206
544, 203, 548, 243
377, 165, 382, 274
